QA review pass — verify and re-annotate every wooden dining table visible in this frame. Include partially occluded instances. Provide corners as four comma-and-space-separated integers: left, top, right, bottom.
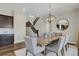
37, 35, 62, 46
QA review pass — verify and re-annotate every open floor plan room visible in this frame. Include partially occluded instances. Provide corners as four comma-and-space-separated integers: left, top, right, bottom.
0, 3, 79, 56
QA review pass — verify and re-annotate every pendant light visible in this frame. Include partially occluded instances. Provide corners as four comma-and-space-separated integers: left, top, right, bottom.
47, 3, 56, 23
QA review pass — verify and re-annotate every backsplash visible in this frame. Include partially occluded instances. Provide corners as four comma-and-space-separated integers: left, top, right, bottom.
0, 28, 14, 34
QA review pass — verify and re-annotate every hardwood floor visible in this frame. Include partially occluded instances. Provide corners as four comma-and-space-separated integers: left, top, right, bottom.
0, 41, 78, 56
0, 42, 25, 56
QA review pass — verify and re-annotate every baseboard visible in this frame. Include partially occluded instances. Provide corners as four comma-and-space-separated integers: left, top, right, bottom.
68, 41, 77, 46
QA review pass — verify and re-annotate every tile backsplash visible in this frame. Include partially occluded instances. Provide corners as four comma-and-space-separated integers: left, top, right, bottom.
0, 28, 14, 34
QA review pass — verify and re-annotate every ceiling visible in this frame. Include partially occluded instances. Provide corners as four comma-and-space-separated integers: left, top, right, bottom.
0, 3, 79, 17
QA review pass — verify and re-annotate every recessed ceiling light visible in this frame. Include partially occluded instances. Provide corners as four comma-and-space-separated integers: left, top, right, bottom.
28, 15, 34, 18
48, 8, 51, 11
22, 8, 26, 11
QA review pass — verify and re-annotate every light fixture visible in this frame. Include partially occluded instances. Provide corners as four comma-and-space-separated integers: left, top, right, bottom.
22, 8, 26, 12
28, 15, 34, 18
47, 3, 56, 23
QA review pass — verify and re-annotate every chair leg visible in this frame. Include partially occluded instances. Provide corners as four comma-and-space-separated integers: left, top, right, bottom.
61, 50, 63, 56
62, 48, 64, 56
31, 52, 36, 56
65, 45, 67, 51
61, 48, 64, 56
56, 53, 58, 56
26, 49, 28, 56
26, 49, 36, 56
67, 43, 69, 48
44, 47, 48, 56
29, 51, 36, 56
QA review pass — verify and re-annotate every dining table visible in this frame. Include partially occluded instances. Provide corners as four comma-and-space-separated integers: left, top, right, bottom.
37, 35, 63, 46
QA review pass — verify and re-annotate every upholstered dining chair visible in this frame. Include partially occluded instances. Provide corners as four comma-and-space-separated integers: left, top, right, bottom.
63, 35, 70, 51
45, 36, 66, 56
25, 35, 45, 56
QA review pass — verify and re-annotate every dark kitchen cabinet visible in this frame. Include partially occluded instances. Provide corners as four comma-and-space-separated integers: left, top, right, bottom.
0, 34, 14, 46
0, 14, 13, 28
0, 14, 14, 46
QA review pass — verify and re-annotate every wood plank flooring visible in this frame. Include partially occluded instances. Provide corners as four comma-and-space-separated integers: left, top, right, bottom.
0, 42, 78, 56
0, 42, 25, 56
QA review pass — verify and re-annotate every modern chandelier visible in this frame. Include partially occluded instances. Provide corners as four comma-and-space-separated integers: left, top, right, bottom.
47, 3, 56, 23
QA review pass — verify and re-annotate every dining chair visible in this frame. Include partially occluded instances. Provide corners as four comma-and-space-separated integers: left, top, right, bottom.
45, 36, 66, 56
63, 35, 70, 51
25, 35, 45, 56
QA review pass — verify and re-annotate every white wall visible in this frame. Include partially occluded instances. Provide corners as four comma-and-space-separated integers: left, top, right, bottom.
49, 10, 75, 42
0, 9, 26, 43
0, 9, 12, 16
48, 9, 79, 42
12, 8, 79, 43
30, 9, 79, 43
34, 18, 47, 36
14, 11, 26, 43
0, 8, 79, 43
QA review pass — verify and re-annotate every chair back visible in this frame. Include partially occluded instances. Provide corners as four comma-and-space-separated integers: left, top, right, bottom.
25, 35, 37, 53
57, 36, 66, 51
